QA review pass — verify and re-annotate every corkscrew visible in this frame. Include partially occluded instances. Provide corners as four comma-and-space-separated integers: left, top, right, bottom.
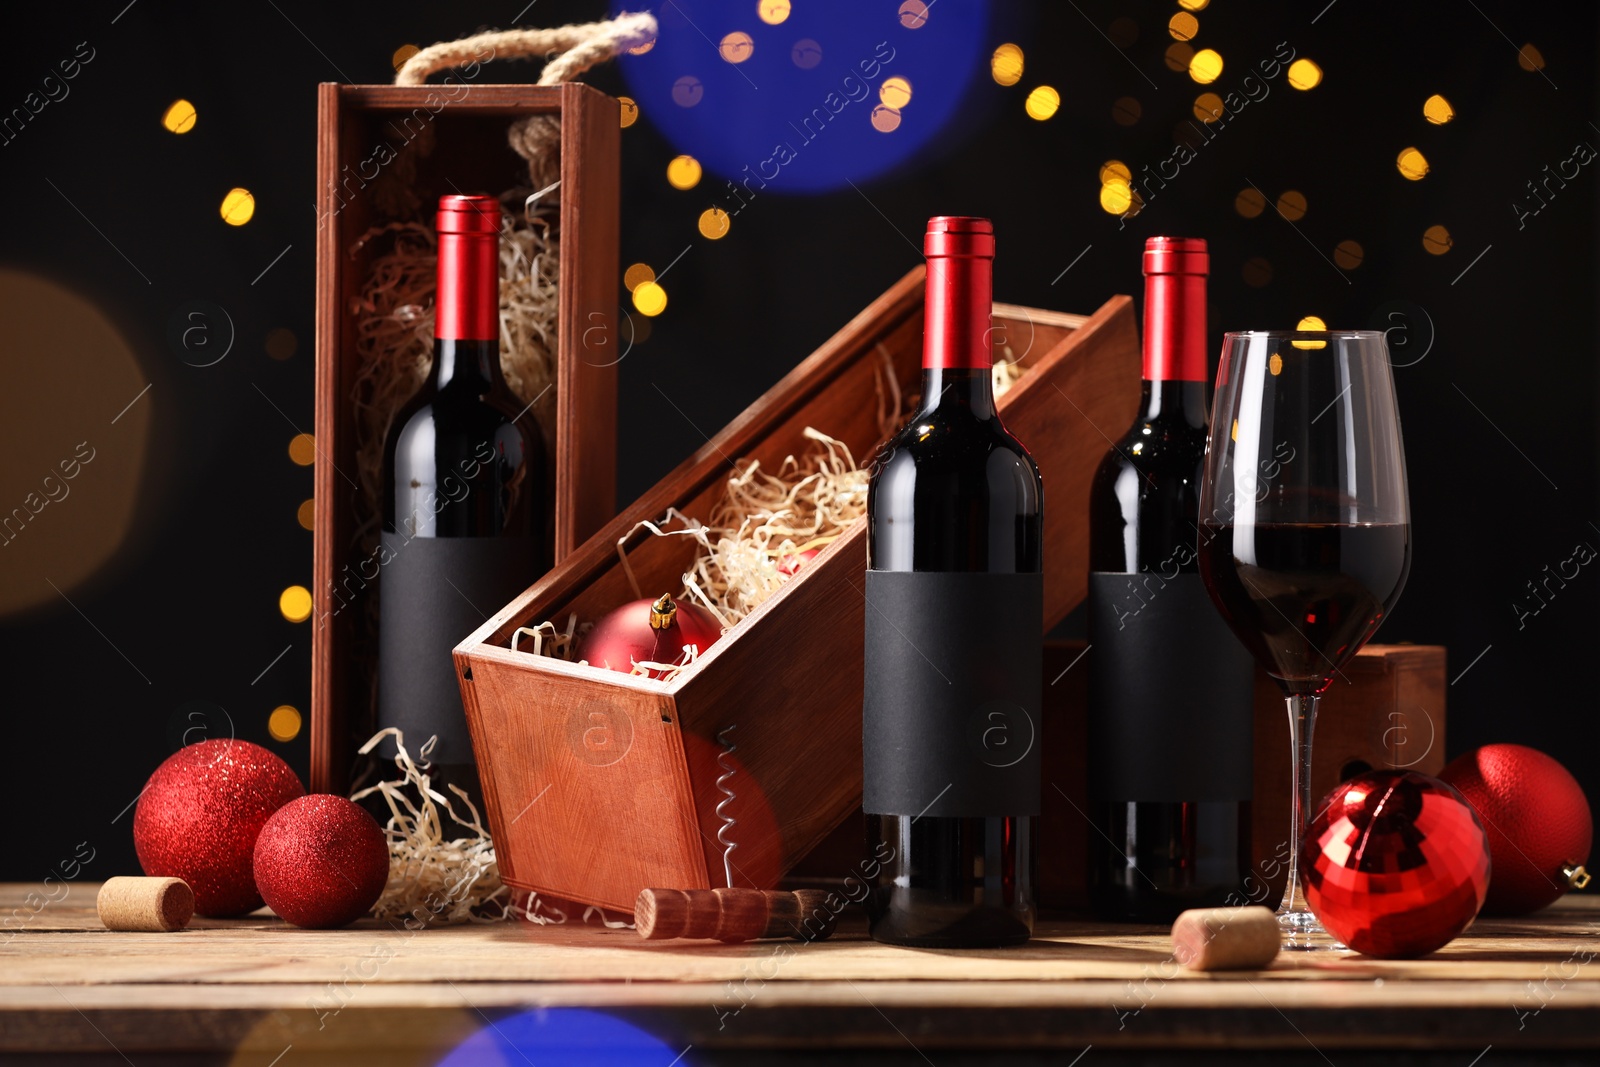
714, 724, 739, 888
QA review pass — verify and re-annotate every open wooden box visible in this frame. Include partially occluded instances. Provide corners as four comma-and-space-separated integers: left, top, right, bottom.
311, 84, 620, 794
455, 268, 1140, 913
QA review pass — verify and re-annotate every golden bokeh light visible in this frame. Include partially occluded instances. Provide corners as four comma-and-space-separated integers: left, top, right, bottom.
1276, 190, 1307, 222
1112, 96, 1141, 125
1194, 92, 1224, 123
1235, 187, 1266, 218
991, 43, 1024, 86
1169, 12, 1199, 42
1165, 42, 1195, 71
1397, 146, 1429, 180
268, 705, 303, 743
698, 206, 731, 239
1333, 240, 1364, 270
899, 0, 930, 29
871, 105, 902, 132
1422, 225, 1453, 255
719, 31, 755, 64
1100, 180, 1134, 215
279, 585, 313, 624
1189, 49, 1223, 84
880, 76, 913, 109
618, 96, 639, 128
758, 0, 791, 25
633, 280, 668, 317
624, 262, 656, 292
288, 433, 316, 467
1423, 94, 1454, 124
1269, 352, 1284, 376
1287, 58, 1322, 90
1099, 160, 1131, 184
1179, 0, 1209, 8
220, 187, 255, 226
161, 99, 197, 134
1517, 43, 1545, 71
666, 154, 703, 190
391, 44, 419, 72
1293, 315, 1328, 350
296, 498, 315, 531
1024, 85, 1060, 121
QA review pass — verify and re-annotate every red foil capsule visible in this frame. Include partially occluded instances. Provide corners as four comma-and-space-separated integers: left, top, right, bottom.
922, 216, 995, 371
435, 194, 501, 341
1142, 236, 1209, 382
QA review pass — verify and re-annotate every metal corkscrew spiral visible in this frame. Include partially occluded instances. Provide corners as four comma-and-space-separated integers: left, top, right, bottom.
715, 724, 739, 888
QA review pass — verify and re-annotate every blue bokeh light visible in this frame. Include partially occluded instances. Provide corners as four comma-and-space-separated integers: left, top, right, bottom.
436, 1007, 681, 1067
616, 0, 991, 193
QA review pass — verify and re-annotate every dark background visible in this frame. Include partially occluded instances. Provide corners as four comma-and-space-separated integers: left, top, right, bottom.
1, 0, 1594, 884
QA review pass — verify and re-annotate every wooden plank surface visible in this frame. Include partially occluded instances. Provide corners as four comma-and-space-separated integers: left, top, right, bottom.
4, 885, 1598, 1058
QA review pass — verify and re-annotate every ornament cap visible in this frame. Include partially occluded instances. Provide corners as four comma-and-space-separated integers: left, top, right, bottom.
650, 594, 678, 631
1564, 863, 1591, 889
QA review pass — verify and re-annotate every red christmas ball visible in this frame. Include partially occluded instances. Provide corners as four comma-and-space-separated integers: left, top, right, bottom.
579, 593, 722, 679
253, 795, 390, 929
777, 548, 821, 577
1439, 744, 1592, 915
1301, 770, 1490, 959
133, 739, 305, 917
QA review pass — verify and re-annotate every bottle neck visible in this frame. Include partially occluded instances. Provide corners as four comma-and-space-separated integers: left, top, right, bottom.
1142, 269, 1207, 384
919, 366, 996, 420
1139, 378, 1207, 427
923, 251, 993, 373
435, 225, 500, 377
433, 337, 502, 391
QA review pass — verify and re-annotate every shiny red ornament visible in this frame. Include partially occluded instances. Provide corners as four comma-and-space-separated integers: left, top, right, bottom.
777, 548, 820, 577
579, 593, 722, 679
1439, 744, 1592, 915
1300, 770, 1490, 959
133, 739, 305, 917
253, 795, 390, 929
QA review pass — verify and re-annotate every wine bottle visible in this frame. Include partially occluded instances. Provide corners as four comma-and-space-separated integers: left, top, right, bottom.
377, 195, 548, 806
1086, 236, 1255, 922
863, 216, 1043, 947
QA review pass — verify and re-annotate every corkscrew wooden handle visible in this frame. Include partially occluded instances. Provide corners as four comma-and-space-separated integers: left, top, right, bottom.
634, 888, 837, 943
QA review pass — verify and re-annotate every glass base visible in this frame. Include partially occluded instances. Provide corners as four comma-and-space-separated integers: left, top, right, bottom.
1277, 908, 1345, 951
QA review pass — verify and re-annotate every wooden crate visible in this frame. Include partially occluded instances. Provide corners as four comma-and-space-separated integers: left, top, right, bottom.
311, 84, 621, 794
454, 268, 1140, 913
1039, 640, 1448, 909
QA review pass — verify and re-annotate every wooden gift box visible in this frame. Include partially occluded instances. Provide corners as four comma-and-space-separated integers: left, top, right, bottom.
454, 268, 1140, 913
311, 84, 621, 794
1038, 640, 1447, 909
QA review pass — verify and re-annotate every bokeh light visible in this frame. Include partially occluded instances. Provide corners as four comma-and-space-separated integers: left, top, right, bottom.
1276, 190, 1307, 221
1179, 0, 1209, 8
991, 43, 1024, 86
1517, 43, 1545, 71
871, 105, 902, 132
618, 96, 639, 127
1169, 12, 1199, 42
1112, 96, 1141, 125
1422, 225, 1453, 254
161, 99, 197, 134
279, 585, 313, 624
1099, 160, 1131, 184
1194, 92, 1224, 122
1100, 181, 1134, 214
1287, 58, 1322, 90
758, 0, 791, 25
880, 76, 913, 109
1189, 49, 1223, 84
628, 36, 656, 55
220, 188, 255, 226
268, 705, 302, 742
666, 155, 703, 190
898, 0, 929, 29
633, 281, 668, 317
1293, 315, 1328, 350
1235, 187, 1266, 218
1334, 240, 1364, 269
1423, 94, 1454, 124
671, 75, 702, 107
1025, 85, 1060, 121
1270, 352, 1284, 376
1397, 146, 1429, 180
698, 206, 731, 239
623, 262, 656, 292
391, 44, 419, 72
437, 1008, 678, 1067
719, 31, 755, 64
1165, 42, 1195, 71
288, 433, 316, 466
791, 38, 822, 68
296, 498, 315, 531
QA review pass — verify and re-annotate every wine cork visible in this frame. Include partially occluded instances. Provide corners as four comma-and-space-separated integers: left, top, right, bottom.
635, 888, 838, 943
1171, 906, 1280, 971
97, 877, 194, 932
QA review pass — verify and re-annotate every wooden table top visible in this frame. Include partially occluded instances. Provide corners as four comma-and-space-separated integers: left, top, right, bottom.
4, 884, 1597, 1064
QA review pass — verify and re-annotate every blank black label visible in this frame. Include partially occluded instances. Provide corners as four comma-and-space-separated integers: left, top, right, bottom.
1087, 571, 1256, 802
377, 533, 539, 764
863, 570, 1043, 818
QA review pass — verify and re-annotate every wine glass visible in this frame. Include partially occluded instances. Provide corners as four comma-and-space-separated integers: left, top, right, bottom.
1197, 330, 1411, 949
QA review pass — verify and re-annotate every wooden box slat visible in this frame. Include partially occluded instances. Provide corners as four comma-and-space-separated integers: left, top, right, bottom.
456, 268, 1140, 913
312, 83, 621, 795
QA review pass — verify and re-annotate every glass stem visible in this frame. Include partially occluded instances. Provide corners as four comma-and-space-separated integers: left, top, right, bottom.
1278, 693, 1320, 920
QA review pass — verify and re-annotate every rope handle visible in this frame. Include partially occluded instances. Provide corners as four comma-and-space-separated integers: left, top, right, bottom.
394, 12, 657, 88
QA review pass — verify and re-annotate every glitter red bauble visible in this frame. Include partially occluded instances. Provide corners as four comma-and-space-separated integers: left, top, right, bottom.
579, 594, 722, 679
253, 795, 390, 929
133, 739, 305, 917
1439, 744, 1593, 916
1300, 770, 1490, 959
